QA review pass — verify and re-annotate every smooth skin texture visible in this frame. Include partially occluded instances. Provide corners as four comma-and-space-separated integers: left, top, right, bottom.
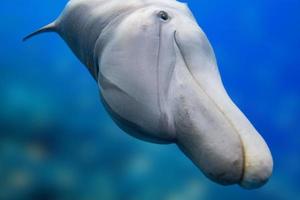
24, 0, 273, 189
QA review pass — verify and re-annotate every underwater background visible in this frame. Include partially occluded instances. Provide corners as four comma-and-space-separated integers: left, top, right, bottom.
1, 0, 299, 199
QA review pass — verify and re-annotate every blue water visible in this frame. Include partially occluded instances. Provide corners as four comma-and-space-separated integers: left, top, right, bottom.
1, 0, 299, 199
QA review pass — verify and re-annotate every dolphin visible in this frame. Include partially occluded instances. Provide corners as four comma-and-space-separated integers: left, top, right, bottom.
24, 0, 273, 189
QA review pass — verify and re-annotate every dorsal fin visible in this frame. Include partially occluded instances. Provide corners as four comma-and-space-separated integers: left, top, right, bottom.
23, 22, 57, 42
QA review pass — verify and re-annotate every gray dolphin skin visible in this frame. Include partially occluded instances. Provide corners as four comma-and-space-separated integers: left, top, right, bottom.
24, 0, 273, 189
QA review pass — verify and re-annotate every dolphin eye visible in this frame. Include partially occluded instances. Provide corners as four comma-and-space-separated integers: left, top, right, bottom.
158, 11, 169, 21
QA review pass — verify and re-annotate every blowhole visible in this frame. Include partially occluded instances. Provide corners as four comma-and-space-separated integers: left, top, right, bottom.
158, 11, 169, 21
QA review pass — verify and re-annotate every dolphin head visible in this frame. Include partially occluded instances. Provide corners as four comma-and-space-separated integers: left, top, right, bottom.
96, 2, 273, 188
24, 0, 273, 189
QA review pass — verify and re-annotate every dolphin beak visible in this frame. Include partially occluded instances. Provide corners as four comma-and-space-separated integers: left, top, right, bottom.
170, 29, 273, 189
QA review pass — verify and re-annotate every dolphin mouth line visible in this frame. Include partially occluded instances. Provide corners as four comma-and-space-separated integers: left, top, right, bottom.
173, 30, 246, 184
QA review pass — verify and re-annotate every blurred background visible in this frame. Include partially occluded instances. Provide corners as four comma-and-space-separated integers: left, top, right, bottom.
0, 0, 299, 199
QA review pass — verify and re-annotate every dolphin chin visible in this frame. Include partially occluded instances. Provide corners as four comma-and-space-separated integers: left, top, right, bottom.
24, 0, 273, 189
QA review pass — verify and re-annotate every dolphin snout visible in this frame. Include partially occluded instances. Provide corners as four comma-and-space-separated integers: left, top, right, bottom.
172, 85, 245, 185
170, 29, 273, 188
